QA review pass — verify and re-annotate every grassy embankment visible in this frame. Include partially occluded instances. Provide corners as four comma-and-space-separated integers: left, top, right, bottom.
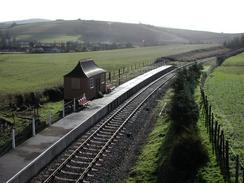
205, 53, 244, 167
126, 66, 224, 183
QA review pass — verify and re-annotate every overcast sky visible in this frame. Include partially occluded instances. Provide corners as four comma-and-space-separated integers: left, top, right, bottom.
1, 0, 243, 33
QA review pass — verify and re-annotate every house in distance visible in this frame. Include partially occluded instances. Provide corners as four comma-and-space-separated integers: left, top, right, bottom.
64, 59, 106, 101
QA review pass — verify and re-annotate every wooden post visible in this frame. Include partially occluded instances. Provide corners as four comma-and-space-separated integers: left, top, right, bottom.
211, 113, 214, 143
63, 101, 65, 118
32, 117, 36, 136
226, 140, 230, 182
235, 155, 239, 183
222, 135, 226, 179
12, 127, 16, 149
118, 69, 121, 85
208, 105, 212, 133
73, 98, 76, 112
216, 124, 221, 161
205, 98, 209, 128
214, 121, 218, 152
242, 169, 244, 183
219, 130, 224, 168
109, 72, 111, 82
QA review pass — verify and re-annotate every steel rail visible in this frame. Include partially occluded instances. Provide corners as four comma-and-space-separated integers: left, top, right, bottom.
43, 58, 214, 183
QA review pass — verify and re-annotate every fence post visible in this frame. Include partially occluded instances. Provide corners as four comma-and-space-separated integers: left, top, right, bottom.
32, 117, 36, 136
222, 135, 226, 180
216, 124, 221, 161
226, 140, 230, 182
211, 113, 214, 144
205, 98, 209, 128
73, 98, 76, 112
214, 121, 218, 152
118, 69, 121, 85
208, 105, 211, 133
242, 169, 244, 183
235, 155, 239, 183
219, 130, 224, 169
12, 127, 16, 149
63, 101, 65, 118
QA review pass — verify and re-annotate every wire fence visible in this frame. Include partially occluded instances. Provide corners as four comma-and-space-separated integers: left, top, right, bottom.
200, 88, 244, 183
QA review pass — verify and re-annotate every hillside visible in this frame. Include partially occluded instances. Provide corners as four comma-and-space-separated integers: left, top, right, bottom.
0, 19, 240, 45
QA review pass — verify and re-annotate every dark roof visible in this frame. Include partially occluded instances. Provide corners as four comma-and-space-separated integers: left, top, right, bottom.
64, 59, 106, 78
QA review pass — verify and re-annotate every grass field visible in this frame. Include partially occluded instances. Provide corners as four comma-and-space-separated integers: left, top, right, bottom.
0, 44, 214, 95
205, 52, 244, 161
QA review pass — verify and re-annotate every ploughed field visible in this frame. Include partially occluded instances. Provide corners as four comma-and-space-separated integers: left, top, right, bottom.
205, 52, 244, 160
0, 44, 215, 96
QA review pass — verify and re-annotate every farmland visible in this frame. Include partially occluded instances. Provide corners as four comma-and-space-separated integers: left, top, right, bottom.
0, 44, 215, 96
205, 52, 244, 160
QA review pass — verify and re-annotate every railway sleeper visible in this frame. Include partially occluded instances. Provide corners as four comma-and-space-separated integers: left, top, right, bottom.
71, 159, 90, 165
82, 147, 98, 151
89, 139, 106, 145
54, 175, 76, 182
68, 161, 87, 169
86, 143, 103, 148
93, 136, 108, 141
78, 151, 95, 156
104, 125, 119, 130
60, 169, 80, 176
66, 164, 84, 170
78, 151, 96, 156
74, 155, 93, 161
100, 128, 116, 133
106, 122, 121, 127
96, 132, 111, 138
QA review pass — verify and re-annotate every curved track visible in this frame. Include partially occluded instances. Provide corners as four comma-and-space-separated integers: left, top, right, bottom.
38, 59, 213, 183
41, 69, 175, 183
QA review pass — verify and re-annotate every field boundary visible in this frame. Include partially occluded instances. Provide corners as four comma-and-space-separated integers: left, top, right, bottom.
199, 50, 244, 182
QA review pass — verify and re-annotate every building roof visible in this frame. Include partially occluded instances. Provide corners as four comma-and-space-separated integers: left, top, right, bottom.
64, 59, 106, 78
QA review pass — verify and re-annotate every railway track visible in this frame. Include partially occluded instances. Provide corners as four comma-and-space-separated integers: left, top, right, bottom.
35, 59, 214, 183
39, 69, 175, 183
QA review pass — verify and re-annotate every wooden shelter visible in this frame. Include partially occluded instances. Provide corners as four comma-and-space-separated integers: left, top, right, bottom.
64, 59, 106, 100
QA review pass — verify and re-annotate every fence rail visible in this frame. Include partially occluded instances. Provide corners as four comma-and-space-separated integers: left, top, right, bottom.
0, 58, 164, 156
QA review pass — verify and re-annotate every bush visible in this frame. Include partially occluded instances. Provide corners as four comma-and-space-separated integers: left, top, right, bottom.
43, 86, 63, 102
158, 63, 208, 183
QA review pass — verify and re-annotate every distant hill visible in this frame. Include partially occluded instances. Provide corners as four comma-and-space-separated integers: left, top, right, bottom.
0, 19, 241, 45
0, 19, 51, 28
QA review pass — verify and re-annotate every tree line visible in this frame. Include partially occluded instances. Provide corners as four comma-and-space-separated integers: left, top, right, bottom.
224, 34, 244, 49
0, 30, 133, 53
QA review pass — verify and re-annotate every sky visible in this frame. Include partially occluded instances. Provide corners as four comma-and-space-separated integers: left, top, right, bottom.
1, 0, 244, 33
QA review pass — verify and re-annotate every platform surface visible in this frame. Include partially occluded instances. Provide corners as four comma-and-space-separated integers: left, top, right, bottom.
0, 65, 171, 182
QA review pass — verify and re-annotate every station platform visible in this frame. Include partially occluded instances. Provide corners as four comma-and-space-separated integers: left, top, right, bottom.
0, 65, 172, 183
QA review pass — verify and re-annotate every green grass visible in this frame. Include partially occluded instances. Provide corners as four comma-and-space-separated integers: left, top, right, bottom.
126, 90, 173, 183
0, 44, 213, 96
39, 101, 63, 123
196, 115, 224, 183
205, 52, 244, 160
195, 87, 224, 183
